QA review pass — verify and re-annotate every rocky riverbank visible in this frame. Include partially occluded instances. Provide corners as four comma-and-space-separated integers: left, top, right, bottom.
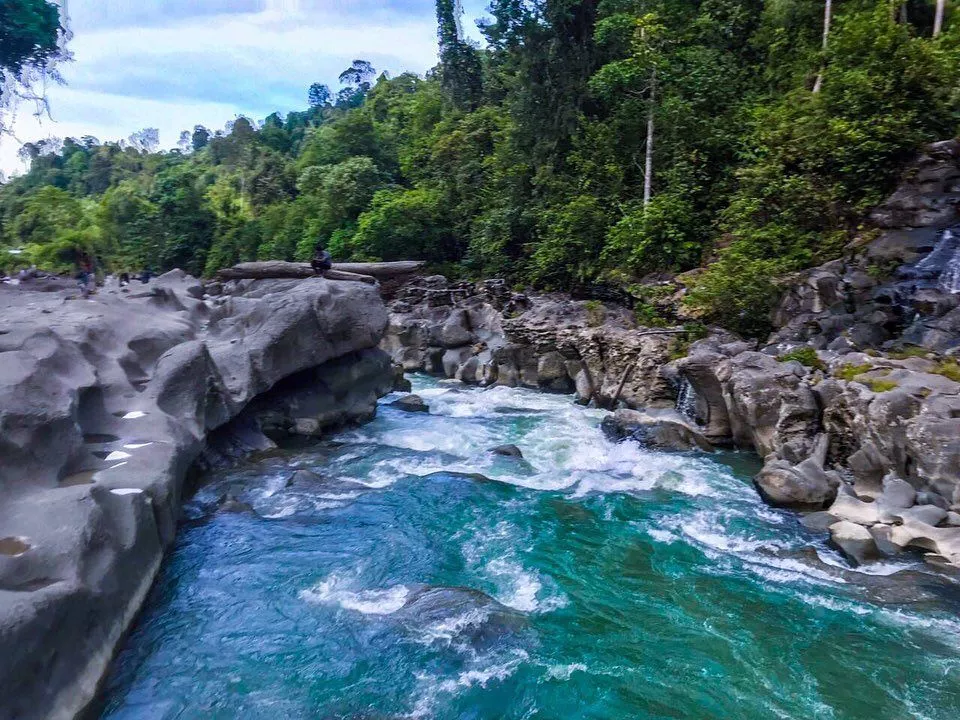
0, 272, 397, 720
381, 140, 960, 572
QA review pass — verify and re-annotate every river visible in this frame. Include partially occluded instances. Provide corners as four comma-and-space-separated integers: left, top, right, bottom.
98, 375, 960, 719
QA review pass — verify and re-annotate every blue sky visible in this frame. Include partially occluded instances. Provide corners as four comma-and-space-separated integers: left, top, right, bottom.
0, 0, 490, 174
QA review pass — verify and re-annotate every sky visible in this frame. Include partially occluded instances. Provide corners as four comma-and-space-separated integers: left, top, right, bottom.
0, 0, 490, 175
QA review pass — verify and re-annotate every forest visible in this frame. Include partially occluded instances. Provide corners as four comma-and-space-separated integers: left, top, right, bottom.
1, 0, 958, 335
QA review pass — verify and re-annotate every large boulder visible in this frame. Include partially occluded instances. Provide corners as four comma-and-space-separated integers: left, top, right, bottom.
753, 434, 840, 509
0, 274, 391, 720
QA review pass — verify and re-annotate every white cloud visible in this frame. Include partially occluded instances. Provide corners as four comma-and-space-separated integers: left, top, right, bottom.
2, 0, 491, 175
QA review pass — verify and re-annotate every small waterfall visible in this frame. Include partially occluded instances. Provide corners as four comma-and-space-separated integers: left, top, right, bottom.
676, 377, 699, 424
938, 228, 960, 293
912, 226, 960, 293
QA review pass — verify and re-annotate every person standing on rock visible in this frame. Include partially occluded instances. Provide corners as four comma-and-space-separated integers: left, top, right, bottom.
311, 242, 332, 275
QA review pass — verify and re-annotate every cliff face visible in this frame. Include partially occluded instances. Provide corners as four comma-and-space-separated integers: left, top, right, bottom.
0, 272, 391, 720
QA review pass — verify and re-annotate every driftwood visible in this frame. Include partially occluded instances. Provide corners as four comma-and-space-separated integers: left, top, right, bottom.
215, 260, 424, 282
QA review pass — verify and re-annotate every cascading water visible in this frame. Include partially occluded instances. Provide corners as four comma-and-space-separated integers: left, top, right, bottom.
911, 225, 960, 293
938, 227, 960, 294
97, 376, 960, 719
675, 376, 699, 424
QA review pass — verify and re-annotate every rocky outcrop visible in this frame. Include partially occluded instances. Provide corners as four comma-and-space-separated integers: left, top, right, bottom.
382, 276, 698, 410
769, 139, 960, 356
0, 271, 392, 720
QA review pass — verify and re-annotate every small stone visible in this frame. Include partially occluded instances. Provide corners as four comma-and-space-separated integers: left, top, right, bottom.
490, 444, 523, 458
945, 512, 960, 527
390, 394, 429, 413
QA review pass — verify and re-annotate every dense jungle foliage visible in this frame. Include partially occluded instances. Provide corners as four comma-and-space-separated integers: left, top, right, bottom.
1, 0, 958, 334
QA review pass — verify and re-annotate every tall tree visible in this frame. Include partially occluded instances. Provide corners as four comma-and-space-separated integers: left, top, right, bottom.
812, 0, 832, 93
933, 0, 945, 36
436, 0, 483, 108
308, 82, 331, 108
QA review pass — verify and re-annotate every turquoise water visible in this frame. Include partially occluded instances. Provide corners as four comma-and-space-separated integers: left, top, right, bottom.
99, 376, 960, 719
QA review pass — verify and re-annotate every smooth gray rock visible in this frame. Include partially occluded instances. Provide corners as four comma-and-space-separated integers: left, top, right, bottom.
830, 520, 881, 565
0, 274, 390, 720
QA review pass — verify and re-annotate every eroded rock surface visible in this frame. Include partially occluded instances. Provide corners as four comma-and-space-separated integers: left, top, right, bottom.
0, 272, 391, 720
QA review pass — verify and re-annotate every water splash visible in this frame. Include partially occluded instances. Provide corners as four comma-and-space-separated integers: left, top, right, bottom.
938, 228, 960, 293
912, 226, 960, 293
676, 377, 699, 423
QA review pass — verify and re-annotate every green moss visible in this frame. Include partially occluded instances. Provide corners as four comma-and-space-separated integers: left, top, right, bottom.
934, 360, 960, 382
777, 347, 826, 371
888, 346, 930, 360
834, 363, 873, 381
866, 379, 899, 393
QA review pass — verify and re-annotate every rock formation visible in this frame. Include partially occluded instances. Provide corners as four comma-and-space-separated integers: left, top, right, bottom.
380, 140, 960, 571
0, 271, 394, 720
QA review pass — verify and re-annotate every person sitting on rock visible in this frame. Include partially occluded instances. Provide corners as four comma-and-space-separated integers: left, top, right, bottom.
119, 271, 130, 287
311, 243, 332, 275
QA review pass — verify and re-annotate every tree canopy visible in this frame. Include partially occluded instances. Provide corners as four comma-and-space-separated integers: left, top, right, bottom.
2, 0, 958, 335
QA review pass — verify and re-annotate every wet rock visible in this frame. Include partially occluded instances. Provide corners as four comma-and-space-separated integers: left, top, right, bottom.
800, 511, 840, 531
490, 444, 524, 458
286, 469, 324, 488
601, 408, 713, 452
829, 520, 881, 566
391, 394, 430, 413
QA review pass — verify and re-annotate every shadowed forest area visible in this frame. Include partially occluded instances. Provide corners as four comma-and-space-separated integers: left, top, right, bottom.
1, 0, 958, 334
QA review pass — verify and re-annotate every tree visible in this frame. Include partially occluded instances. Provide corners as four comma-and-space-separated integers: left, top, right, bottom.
812, 0, 832, 93
436, 0, 483, 107
308, 82, 332, 108
933, 0, 945, 36
126, 127, 159, 153
338, 60, 376, 89
191, 125, 211, 151
0, 0, 66, 131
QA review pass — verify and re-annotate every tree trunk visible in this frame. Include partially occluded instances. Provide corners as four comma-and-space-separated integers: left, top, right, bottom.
812, 0, 832, 93
643, 68, 656, 208
215, 260, 424, 282
934, 0, 946, 36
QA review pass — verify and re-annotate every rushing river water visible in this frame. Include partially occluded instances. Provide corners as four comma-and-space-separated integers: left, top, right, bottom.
99, 376, 960, 719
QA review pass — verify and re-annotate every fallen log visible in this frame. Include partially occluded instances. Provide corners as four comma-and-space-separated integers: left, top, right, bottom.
322, 269, 376, 285
215, 260, 424, 282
